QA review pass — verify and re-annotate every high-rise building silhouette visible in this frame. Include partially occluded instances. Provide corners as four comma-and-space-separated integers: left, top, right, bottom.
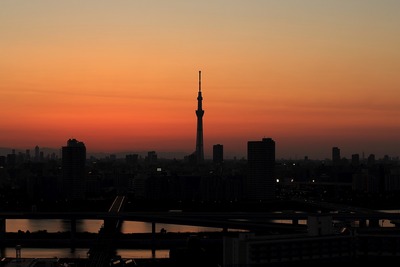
247, 138, 276, 200
195, 70, 204, 164
351, 153, 360, 166
146, 151, 158, 165
332, 147, 340, 165
62, 138, 86, 200
213, 144, 223, 164
25, 149, 30, 161
34, 145, 40, 162
368, 153, 375, 166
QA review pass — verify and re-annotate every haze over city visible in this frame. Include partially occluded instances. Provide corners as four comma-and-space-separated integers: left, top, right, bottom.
1, 1, 399, 160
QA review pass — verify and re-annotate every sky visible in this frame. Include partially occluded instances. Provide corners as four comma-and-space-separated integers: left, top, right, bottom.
1, 0, 399, 160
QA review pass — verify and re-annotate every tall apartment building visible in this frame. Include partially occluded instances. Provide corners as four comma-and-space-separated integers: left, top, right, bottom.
332, 147, 341, 165
247, 137, 276, 201
213, 144, 223, 164
34, 145, 40, 162
62, 138, 86, 200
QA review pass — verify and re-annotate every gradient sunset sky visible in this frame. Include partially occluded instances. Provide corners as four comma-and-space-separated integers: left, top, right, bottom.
1, 1, 399, 160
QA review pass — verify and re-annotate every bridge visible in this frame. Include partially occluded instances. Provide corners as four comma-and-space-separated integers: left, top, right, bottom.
86, 195, 126, 267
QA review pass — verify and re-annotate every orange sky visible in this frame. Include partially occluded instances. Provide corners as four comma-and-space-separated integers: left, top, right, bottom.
1, 1, 399, 159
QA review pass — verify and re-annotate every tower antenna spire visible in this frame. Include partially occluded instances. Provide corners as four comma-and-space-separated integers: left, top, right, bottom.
199, 70, 201, 92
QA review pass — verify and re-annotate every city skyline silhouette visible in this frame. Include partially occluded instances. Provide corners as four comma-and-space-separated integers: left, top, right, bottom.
0, 67, 398, 161
0, 76, 397, 162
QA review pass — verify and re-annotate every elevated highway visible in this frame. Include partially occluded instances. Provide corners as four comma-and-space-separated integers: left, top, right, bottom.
87, 195, 126, 267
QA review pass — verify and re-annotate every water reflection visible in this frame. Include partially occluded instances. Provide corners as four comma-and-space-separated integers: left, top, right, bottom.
6, 219, 104, 233
0, 247, 170, 259
121, 221, 222, 234
5, 211, 398, 259
6, 219, 224, 234
2, 219, 223, 259
1, 247, 89, 259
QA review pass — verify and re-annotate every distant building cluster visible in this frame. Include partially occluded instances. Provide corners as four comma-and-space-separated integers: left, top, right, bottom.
1, 139, 399, 209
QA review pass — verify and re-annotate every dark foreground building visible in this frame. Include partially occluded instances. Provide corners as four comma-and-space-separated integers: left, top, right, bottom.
62, 138, 86, 200
247, 137, 276, 201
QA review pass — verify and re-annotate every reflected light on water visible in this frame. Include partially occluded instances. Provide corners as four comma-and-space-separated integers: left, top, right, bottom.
0, 247, 170, 259
6, 219, 224, 234
121, 221, 223, 234
1, 219, 224, 259
116, 249, 169, 259
0, 247, 89, 259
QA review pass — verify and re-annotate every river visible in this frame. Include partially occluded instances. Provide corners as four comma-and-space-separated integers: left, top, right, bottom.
1, 219, 223, 259
2, 209, 398, 259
